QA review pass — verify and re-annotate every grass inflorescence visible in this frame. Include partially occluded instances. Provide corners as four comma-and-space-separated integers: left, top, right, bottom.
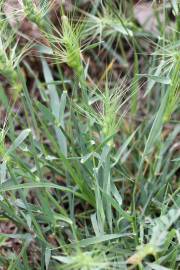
0, 22, 30, 99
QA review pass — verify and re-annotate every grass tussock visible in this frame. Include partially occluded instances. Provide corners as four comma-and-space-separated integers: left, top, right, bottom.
0, 1, 179, 270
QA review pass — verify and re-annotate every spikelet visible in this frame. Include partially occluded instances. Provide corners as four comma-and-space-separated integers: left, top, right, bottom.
21, 0, 54, 30
0, 23, 30, 98
77, 79, 129, 147
99, 81, 128, 146
84, 1, 135, 43
44, 14, 85, 83
151, 38, 180, 122
61, 15, 83, 79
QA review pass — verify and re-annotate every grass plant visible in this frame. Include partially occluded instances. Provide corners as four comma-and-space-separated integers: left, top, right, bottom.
0, 1, 179, 270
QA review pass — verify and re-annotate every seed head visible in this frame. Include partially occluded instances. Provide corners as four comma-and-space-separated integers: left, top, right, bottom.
0, 24, 30, 98
20, 0, 54, 29
44, 15, 85, 82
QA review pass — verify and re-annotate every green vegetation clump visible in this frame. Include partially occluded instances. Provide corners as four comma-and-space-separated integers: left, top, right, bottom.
0, 1, 179, 270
